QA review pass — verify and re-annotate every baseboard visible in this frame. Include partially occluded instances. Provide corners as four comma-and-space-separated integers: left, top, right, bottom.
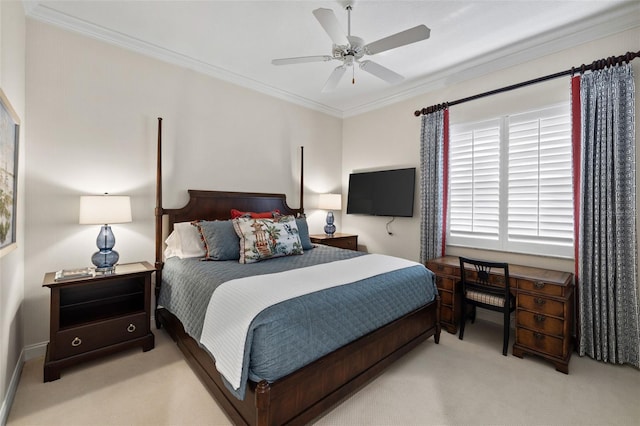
24, 341, 47, 361
0, 349, 25, 426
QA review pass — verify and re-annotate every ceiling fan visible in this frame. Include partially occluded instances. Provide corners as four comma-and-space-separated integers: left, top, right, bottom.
271, 4, 430, 92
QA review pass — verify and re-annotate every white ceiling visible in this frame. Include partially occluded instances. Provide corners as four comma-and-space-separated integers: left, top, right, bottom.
25, 0, 640, 117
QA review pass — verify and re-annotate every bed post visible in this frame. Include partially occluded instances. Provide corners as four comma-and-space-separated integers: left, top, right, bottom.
299, 146, 304, 216
155, 117, 164, 328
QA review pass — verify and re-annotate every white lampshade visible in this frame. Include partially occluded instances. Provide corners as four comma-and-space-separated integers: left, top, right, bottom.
318, 193, 342, 211
79, 195, 132, 225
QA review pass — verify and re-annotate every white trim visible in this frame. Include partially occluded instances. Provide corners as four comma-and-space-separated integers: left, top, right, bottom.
26, 3, 343, 118
344, 2, 640, 117
24, 2, 640, 118
0, 349, 24, 426
23, 341, 47, 361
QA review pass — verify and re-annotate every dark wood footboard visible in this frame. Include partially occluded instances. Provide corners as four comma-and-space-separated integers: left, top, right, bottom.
157, 296, 440, 426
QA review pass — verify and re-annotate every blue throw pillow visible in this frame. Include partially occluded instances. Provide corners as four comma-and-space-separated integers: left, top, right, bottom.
193, 220, 240, 261
296, 217, 314, 251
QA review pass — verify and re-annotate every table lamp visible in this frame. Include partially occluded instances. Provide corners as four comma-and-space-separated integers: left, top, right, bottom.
318, 193, 342, 236
79, 194, 132, 272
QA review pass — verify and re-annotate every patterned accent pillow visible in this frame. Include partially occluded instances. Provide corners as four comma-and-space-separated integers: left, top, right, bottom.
232, 215, 303, 264
192, 220, 240, 261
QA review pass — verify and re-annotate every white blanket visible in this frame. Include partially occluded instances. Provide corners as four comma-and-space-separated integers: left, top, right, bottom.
199, 253, 420, 391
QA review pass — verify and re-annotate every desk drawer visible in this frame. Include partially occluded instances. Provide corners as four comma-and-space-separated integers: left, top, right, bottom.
517, 310, 564, 336
517, 279, 564, 297
440, 289, 453, 306
518, 294, 565, 318
440, 306, 454, 324
516, 328, 565, 358
435, 276, 457, 291
427, 262, 457, 277
53, 313, 147, 359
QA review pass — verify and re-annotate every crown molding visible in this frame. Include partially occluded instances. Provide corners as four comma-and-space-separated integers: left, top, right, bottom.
25, 2, 344, 118
25, 1, 639, 119
343, 2, 640, 118
342, 2, 640, 117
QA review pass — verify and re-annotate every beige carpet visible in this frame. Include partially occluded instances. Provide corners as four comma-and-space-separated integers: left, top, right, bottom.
7, 320, 640, 425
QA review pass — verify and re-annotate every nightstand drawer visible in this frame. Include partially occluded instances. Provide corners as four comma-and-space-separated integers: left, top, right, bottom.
53, 312, 147, 359
330, 238, 357, 250
310, 234, 358, 251
518, 294, 565, 317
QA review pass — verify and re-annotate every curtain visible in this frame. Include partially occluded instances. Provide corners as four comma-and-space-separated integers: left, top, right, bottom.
419, 109, 448, 264
578, 62, 640, 367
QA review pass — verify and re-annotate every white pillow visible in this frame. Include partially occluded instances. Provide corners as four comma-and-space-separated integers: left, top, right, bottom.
164, 222, 206, 259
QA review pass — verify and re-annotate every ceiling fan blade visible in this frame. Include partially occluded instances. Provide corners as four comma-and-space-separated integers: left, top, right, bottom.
364, 25, 431, 55
359, 60, 404, 84
322, 65, 347, 92
313, 8, 348, 46
272, 56, 333, 66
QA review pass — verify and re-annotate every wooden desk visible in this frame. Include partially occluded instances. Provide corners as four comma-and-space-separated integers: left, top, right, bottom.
426, 256, 574, 373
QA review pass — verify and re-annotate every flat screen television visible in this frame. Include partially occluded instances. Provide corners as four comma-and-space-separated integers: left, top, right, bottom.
346, 167, 416, 217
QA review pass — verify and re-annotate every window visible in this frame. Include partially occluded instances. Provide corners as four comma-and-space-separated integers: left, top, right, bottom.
448, 104, 573, 258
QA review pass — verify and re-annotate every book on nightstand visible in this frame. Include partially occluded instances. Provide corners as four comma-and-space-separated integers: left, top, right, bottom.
54, 267, 95, 281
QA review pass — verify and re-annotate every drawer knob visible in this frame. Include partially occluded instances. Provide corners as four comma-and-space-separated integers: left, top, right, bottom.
534, 314, 546, 323
534, 297, 546, 305
533, 332, 545, 340
127, 323, 136, 333
71, 337, 82, 347
534, 281, 545, 289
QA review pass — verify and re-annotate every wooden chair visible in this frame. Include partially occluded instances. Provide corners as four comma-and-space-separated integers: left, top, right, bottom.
458, 257, 515, 356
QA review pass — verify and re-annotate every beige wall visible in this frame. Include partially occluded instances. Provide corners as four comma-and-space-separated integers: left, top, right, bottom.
24, 20, 342, 348
342, 28, 640, 274
0, 0, 26, 421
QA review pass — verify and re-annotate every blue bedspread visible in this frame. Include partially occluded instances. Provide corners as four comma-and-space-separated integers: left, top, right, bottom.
158, 245, 437, 399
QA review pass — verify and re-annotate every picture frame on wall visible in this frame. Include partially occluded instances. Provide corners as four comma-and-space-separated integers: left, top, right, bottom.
0, 88, 20, 256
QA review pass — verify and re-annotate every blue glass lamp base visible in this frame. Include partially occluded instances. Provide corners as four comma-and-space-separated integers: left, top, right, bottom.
91, 225, 119, 272
324, 211, 336, 236
91, 250, 119, 272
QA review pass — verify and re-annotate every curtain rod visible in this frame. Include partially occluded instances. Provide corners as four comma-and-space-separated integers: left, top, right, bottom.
414, 50, 640, 117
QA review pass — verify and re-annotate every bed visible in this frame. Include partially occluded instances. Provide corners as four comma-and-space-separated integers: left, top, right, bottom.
153, 119, 441, 425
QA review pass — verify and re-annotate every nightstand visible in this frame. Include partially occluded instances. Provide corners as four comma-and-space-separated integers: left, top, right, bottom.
309, 233, 358, 251
42, 261, 155, 381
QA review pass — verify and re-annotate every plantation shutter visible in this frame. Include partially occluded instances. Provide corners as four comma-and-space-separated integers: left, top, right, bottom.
507, 105, 573, 253
449, 119, 501, 242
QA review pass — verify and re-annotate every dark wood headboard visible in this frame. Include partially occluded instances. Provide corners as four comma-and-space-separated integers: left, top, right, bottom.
163, 190, 303, 230
153, 118, 304, 304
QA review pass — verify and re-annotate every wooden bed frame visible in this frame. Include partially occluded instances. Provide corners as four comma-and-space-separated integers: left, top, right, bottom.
153, 118, 441, 425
